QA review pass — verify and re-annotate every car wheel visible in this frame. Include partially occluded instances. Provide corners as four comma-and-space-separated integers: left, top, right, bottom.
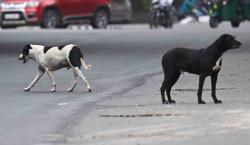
91, 9, 109, 29
231, 21, 240, 28
209, 18, 219, 28
1, 26, 17, 29
41, 9, 61, 29
59, 24, 68, 29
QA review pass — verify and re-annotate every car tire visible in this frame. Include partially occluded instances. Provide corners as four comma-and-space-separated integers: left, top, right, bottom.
91, 9, 109, 29
231, 21, 240, 28
209, 18, 219, 28
59, 24, 68, 29
41, 9, 61, 29
1, 26, 17, 29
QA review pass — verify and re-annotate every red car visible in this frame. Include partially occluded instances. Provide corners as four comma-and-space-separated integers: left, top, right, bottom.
0, 0, 111, 29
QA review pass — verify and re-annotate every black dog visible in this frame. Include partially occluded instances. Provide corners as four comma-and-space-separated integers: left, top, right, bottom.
160, 34, 241, 104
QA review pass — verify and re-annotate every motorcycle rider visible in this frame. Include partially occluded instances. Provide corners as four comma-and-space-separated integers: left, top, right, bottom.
151, 0, 174, 27
152, 0, 174, 12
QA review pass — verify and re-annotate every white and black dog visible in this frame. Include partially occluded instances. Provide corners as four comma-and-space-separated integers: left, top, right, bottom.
19, 44, 92, 92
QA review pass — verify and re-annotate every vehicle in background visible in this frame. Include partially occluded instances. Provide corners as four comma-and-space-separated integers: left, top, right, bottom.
110, 0, 132, 23
208, 0, 250, 28
149, 1, 175, 29
0, 0, 111, 29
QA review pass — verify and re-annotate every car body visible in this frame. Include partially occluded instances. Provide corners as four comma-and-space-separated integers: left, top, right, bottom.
0, 0, 111, 29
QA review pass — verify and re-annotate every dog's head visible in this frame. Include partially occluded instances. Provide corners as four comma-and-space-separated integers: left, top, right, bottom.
19, 44, 32, 64
219, 34, 242, 51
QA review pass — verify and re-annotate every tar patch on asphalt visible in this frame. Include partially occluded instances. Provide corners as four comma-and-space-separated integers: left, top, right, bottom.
99, 113, 189, 118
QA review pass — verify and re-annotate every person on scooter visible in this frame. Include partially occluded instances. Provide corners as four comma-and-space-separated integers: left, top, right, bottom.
151, 0, 174, 27
152, 0, 174, 14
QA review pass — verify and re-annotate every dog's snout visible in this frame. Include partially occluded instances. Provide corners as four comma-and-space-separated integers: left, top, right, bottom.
19, 54, 24, 60
237, 41, 242, 46
19, 53, 27, 63
232, 40, 242, 49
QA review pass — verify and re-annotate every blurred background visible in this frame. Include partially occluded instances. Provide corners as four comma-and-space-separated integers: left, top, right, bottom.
0, 0, 249, 29
1, 1, 250, 145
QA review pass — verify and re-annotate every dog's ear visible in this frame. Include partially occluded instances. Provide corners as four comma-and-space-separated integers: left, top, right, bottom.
220, 34, 233, 39
217, 34, 227, 46
218, 34, 227, 44
21, 44, 32, 56
220, 34, 234, 43
216, 34, 233, 51
25, 44, 32, 50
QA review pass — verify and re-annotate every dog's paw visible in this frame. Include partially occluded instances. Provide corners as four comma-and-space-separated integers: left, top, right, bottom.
67, 89, 73, 92
169, 100, 176, 104
24, 87, 30, 92
50, 88, 56, 92
198, 100, 206, 104
214, 100, 222, 104
162, 100, 168, 104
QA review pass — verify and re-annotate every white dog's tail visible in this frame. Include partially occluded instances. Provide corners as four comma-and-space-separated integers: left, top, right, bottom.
80, 58, 91, 70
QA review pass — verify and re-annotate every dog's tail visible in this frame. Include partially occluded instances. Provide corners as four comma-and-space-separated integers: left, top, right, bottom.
80, 58, 91, 70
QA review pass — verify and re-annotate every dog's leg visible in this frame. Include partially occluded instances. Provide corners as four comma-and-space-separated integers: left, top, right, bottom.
166, 72, 180, 104
45, 68, 56, 92
161, 69, 180, 104
24, 69, 45, 91
211, 73, 222, 104
73, 67, 92, 92
161, 80, 168, 104
67, 73, 77, 92
197, 75, 206, 104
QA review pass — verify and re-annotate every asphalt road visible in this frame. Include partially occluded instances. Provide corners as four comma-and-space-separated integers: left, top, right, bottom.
0, 23, 250, 145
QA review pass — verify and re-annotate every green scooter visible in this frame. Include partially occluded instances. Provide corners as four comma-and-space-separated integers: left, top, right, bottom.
208, 0, 241, 28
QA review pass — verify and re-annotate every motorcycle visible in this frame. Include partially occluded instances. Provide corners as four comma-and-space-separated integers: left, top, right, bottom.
149, 4, 175, 29
207, 0, 221, 28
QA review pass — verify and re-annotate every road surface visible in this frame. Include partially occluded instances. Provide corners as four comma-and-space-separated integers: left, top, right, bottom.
0, 23, 250, 145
